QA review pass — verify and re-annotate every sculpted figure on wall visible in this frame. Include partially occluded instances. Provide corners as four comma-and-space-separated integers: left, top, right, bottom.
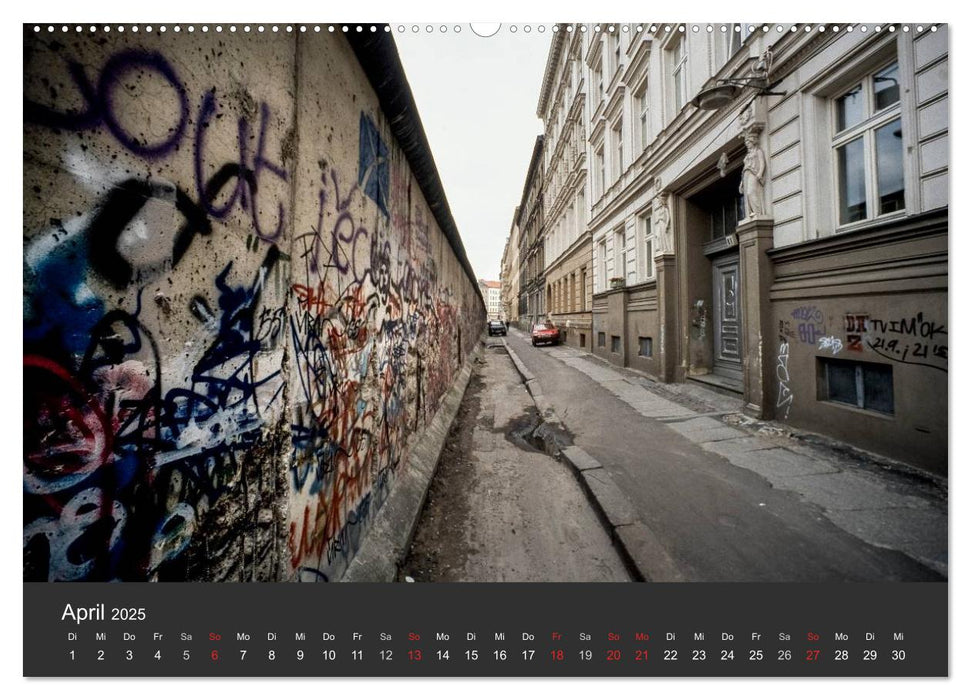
652, 178, 673, 255
740, 130, 767, 218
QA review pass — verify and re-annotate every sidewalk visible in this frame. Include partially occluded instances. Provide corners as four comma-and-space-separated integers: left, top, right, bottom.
502, 328, 946, 582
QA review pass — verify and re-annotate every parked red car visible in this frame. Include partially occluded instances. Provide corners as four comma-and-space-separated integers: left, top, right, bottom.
531, 323, 560, 347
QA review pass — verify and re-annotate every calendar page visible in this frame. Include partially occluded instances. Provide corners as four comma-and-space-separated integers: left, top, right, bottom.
21, 7, 949, 684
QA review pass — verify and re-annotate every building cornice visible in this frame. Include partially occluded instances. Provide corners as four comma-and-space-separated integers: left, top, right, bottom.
538, 28, 568, 118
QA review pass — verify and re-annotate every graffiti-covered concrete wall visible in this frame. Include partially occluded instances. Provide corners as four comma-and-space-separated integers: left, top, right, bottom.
23, 29, 485, 582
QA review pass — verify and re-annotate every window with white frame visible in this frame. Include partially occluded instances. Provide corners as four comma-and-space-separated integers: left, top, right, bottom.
597, 238, 608, 291
613, 227, 626, 283
577, 186, 585, 232
638, 210, 655, 280
635, 80, 649, 152
611, 30, 621, 74
833, 60, 904, 226
595, 143, 605, 199
592, 57, 604, 102
612, 117, 624, 181
726, 24, 751, 58
668, 33, 688, 114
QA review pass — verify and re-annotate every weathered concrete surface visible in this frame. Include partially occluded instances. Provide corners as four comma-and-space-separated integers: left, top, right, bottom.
23, 30, 484, 582
341, 343, 480, 582
401, 340, 630, 583
504, 328, 947, 581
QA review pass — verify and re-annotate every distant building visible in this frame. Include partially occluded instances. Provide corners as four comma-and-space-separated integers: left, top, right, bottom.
517, 136, 546, 329
500, 210, 521, 325
478, 279, 503, 320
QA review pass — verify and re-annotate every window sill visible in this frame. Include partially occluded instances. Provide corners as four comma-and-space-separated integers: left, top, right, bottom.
817, 399, 895, 421
832, 210, 909, 238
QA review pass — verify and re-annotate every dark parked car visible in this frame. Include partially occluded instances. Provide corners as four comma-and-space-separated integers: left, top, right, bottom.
488, 320, 507, 336
531, 323, 559, 346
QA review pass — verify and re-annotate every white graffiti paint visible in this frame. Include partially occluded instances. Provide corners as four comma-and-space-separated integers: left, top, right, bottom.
817, 335, 843, 355
776, 340, 793, 419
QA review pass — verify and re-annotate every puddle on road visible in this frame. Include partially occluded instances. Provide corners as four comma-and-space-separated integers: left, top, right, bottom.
502, 406, 547, 453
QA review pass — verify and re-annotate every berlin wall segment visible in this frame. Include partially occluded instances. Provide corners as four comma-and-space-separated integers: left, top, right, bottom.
23, 29, 484, 583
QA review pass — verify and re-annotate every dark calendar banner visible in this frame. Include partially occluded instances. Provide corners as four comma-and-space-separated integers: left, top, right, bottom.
24, 583, 947, 677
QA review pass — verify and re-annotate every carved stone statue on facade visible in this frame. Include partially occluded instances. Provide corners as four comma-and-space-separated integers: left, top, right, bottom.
717, 152, 730, 178
752, 46, 773, 82
740, 130, 766, 219
652, 179, 673, 254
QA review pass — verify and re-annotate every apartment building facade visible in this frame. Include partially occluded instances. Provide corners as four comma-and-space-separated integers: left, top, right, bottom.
581, 23, 947, 474
517, 136, 546, 329
537, 26, 594, 350
500, 210, 522, 325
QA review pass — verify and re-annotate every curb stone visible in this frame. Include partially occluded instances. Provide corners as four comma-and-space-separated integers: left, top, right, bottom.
502, 338, 682, 582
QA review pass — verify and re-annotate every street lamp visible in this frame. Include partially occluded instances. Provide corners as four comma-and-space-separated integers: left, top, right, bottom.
691, 76, 786, 111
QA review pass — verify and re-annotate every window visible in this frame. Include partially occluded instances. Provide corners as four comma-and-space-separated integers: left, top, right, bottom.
635, 81, 650, 152
726, 24, 751, 58
638, 337, 653, 357
613, 228, 626, 282
833, 61, 904, 226
668, 34, 688, 113
638, 211, 655, 280
592, 60, 603, 101
611, 336, 622, 353
709, 184, 745, 240
579, 267, 587, 311
595, 144, 605, 199
819, 358, 894, 415
597, 239, 608, 292
611, 31, 621, 74
598, 332, 606, 348
612, 117, 624, 180
580, 333, 586, 347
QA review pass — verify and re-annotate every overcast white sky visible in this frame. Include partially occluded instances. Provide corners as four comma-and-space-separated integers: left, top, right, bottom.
394, 27, 551, 283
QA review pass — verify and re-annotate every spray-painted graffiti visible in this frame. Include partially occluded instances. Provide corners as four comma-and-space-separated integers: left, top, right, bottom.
787, 306, 826, 345
845, 313, 869, 352
25, 39, 483, 582
24, 246, 286, 581
865, 312, 947, 373
817, 336, 843, 355
285, 145, 469, 582
25, 48, 289, 244
776, 340, 793, 419
791, 305, 823, 323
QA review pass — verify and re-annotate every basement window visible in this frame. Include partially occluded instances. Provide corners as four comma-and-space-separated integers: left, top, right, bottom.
598, 332, 606, 348
611, 336, 622, 354
818, 357, 894, 415
638, 337, 653, 357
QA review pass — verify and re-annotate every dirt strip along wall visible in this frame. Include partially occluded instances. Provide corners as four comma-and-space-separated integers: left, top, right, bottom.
23, 29, 485, 582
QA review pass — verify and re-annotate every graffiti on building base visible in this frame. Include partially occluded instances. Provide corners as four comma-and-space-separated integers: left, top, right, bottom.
865, 313, 947, 373
776, 341, 793, 419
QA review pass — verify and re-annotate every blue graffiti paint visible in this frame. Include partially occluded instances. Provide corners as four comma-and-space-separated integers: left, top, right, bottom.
24, 221, 105, 356
358, 113, 389, 217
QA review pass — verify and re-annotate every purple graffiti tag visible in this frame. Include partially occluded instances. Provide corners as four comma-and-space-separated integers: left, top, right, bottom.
250, 102, 288, 241
97, 50, 189, 158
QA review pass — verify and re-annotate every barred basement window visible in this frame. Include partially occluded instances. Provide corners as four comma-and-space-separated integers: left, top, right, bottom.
611, 335, 622, 354
818, 357, 894, 415
598, 332, 606, 348
580, 333, 586, 348
638, 337, 653, 357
